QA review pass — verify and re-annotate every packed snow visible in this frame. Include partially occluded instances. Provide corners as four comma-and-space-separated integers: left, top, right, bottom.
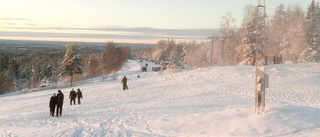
0, 60, 320, 137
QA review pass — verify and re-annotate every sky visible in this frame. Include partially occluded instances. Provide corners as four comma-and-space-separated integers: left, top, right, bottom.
0, 0, 312, 44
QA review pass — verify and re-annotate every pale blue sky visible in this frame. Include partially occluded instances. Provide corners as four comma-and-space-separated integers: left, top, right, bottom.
0, 0, 313, 43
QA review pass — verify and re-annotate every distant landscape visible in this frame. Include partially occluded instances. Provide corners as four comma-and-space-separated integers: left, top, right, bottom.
0, 39, 154, 94
0, 28, 219, 44
0, 39, 154, 55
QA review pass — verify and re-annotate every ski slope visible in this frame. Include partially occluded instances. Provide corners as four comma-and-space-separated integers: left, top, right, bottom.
0, 60, 320, 137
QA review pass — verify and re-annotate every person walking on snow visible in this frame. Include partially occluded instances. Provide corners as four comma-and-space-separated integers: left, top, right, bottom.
49, 93, 58, 117
76, 88, 83, 104
273, 55, 277, 64
121, 76, 129, 90
56, 90, 64, 117
69, 88, 76, 105
278, 54, 283, 64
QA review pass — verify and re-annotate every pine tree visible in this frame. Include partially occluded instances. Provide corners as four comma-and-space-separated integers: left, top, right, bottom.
61, 43, 83, 86
242, 6, 267, 64
299, 0, 320, 62
235, 4, 255, 65
270, 4, 287, 55
184, 41, 209, 68
278, 5, 306, 61
152, 39, 175, 61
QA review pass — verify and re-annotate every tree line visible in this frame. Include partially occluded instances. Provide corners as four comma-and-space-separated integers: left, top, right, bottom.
0, 41, 131, 94
139, 0, 320, 67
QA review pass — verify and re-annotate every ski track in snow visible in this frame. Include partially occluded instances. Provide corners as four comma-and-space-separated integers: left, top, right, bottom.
0, 60, 320, 136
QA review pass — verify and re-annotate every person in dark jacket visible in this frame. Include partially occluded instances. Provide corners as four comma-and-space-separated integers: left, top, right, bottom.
264, 55, 268, 65
49, 93, 58, 117
76, 88, 83, 104
69, 88, 76, 105
56, 90, 64, 117
121, 76, 129, 90
278, 54, 283, 64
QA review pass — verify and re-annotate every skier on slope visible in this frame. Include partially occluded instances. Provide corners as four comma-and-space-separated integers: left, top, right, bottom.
121, 76, 129, 90
69, 88, 77, 105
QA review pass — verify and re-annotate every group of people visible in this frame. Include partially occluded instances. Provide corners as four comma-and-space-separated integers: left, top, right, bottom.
250, 54, 283, 66
49, 90, 64, 117
49, 88, 83, 117
69, 88, 83, 105
273, 54, 283, 64
49, 76, 128, 117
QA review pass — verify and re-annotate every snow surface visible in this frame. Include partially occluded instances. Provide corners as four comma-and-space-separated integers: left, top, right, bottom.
0, 60, 320, 137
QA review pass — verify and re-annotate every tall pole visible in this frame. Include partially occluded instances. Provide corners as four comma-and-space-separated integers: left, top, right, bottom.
221, 38, 225, 66
208, 34, 216, 67
264, 0, 267, 57
255, 0, 267, 114
210, 37, 213, 67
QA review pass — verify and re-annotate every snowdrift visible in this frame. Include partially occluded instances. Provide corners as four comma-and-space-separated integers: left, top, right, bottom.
0, 60, 319, 137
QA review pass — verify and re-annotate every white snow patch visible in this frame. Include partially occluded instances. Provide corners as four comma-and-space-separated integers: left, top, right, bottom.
0, 61, 320, 136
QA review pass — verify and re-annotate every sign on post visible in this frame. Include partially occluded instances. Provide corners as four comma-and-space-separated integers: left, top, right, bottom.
255, 66, 268, 114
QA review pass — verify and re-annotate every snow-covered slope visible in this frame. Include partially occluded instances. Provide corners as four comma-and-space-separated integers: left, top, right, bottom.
0, 60, 319, 137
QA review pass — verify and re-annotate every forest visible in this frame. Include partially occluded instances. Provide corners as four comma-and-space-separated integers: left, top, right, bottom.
139, 1, 320, 68
0, 41, 131, 94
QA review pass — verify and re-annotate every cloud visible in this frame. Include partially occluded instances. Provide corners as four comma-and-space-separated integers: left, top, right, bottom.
0, 18, 39, 27
0, 27, 220, 44
0, 18, 29, 21
6, 22, 17, 25
23, 23, 40, 27
0, 29, 216, 41
3, 26, 219, 37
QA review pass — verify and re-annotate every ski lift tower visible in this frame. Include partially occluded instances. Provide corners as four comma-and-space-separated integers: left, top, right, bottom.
255, 0, 269, 114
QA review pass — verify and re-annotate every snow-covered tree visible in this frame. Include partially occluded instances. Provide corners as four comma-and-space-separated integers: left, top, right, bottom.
44, 65, 53, 79
241, 4, 256, 29
175, 42, 186, 64
235, 4, 255, 64
61, 43, 83, 86
278, 5, 306, 61
299, 0, 320, 62
152, 39, 175, 61
242, 6, 267, 64
84, 54, 100, 78
184, 41, 209, 68
269, 4, 287, 55
219, 11, 237, 65
138, 46, 153, 60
